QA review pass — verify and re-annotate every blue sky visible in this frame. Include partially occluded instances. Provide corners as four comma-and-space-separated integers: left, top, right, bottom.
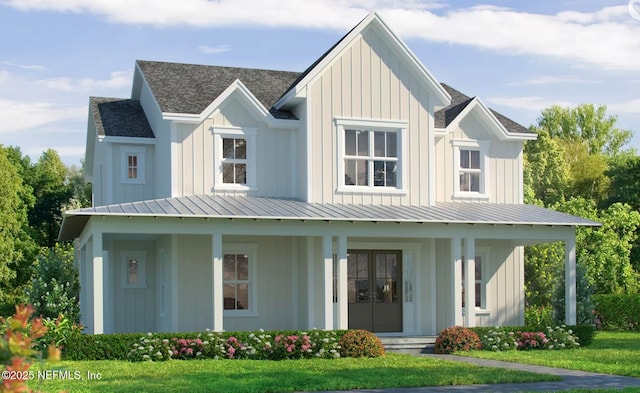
1, 0, 639, 166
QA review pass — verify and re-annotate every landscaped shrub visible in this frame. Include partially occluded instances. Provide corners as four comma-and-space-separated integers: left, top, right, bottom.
544, 325, 579, 349
434, 326, 480, 354
593, 294, 640, 331
128, 333, 172, 362
338, 330, 384, 358
524, 305, 553, 327
36, 313, 84, 356
570, 324, 596, 346
516, 331, 547, 350
171, 338, 205, 359
65, 329, 347, 361
479, 329, 517, 351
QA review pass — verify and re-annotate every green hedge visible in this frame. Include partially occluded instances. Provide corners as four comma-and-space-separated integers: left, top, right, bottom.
64, 330, 349, 361
594, 294, 640, 331
469, 325, 596, 347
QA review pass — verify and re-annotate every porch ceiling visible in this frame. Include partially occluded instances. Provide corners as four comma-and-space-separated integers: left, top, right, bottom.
59, 195, 600, 241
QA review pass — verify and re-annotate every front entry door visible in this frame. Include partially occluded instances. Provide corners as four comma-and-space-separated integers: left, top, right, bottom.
347, 250, 402, 333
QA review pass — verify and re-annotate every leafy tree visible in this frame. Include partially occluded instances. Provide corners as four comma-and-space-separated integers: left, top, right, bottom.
27, 149, 73, 248
27, 243, 80, 323
537, 104, 632, 156
0, 147, 33, 315
552, 260, 595, 325
66, 160, 92, 209
523, 128, 570, 206
524, 242, 564, 307
563, 141, 610, 205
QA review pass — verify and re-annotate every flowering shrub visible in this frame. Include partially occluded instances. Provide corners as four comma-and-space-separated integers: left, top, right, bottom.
128, 333, 172, 362
37, 314, 84, 355
338, 330, 383, 358
544, 325, 579, 349
308, 330, 341, 359
480, 329, 517, 351
516, 331, 547, 350
172, 338, 205, 359
434, 326, 480, 354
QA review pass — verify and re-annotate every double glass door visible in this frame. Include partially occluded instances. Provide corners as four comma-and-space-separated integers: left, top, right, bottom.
347, 250, 402, 332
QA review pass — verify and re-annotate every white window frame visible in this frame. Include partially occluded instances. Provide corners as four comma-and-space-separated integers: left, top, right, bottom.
120, 146, 146, 184
121, 250, 147, 289
212, 127, 257, 191
452, 139, 489, 200
222, 243, 258, 317
462, 247, 489, 313
335, 118, 407, 195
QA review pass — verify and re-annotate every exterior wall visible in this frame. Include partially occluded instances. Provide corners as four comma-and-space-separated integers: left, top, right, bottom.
434, 113, 524, 204
307, 27, 433, 206
109, 240, 156, 333
102, 143, 155, 204
171, 96, 297, 198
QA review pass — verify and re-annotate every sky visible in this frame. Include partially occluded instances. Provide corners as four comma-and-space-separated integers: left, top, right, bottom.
0, 0, 639, 166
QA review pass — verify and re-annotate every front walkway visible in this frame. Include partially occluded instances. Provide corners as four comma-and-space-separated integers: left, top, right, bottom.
315, 351, 640, 392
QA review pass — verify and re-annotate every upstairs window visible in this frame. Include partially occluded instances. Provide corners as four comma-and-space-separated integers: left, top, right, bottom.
212, 127, 257, 191
336, 119, 407, 194
452, 139, 489, 199
459, 149, 480, 192
120, 146, 146, 184
222, 138, 247, 184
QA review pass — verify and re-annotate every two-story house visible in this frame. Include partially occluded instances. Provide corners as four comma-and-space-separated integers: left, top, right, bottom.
59, 12, 598, 335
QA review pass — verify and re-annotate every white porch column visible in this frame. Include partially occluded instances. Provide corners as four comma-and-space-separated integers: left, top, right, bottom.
464, 237, 476, 327
565, 235, 577, 325
451, 237, 463, 326
91, 232, 104, 334
336, 236, 348, 329
212, 233, 224, 331
321, 235, 334, 330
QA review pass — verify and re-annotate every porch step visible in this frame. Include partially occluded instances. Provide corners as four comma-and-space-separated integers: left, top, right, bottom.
379, 336, 436, 352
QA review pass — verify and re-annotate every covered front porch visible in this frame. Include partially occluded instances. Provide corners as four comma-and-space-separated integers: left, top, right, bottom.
59, 196, 599, 336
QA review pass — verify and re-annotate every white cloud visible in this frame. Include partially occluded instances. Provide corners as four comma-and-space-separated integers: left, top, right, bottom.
3, 1, 639, 72
0, 99, 85, 133
198, 45, 232, 55
37, 70, 132, 92
0, 60, 46, 71
487, 96, 573, 113
609, 99, 640, 114
508, 75, 599, 86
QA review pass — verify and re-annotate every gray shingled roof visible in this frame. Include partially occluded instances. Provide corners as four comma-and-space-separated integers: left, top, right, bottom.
59, 195, 599, 240
90, 97, 154, 138
436, 84, 533, 134
136, 60, 300, 120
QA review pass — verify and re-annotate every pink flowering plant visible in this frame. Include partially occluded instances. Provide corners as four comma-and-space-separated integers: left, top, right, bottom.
516, 331, 548, 350
171, 338, 205, 359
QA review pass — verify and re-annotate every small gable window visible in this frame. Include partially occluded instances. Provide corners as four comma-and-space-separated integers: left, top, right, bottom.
120, 146, 146, 184
213, 127, 257, 191
452, 139, 489, 199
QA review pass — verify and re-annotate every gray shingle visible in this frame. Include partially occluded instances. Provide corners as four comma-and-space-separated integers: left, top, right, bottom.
136, 60, 300, 119
90, 97, 154, 138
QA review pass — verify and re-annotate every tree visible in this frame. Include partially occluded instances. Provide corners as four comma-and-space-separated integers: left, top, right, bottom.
537, 104, 632, 156
563, 140, 610, 205
28, 149, 73, 248
0, 147, 33, 314
523, 129, 571, 206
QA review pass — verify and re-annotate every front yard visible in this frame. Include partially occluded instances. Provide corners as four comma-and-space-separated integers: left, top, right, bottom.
29, 353, 556, 393
462, 331, 640, 377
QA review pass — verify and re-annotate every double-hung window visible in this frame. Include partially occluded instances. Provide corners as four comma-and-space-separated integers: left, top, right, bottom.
336, 119, 406, 193
212, 127, 257, 191
222, 244, 257, 316
461, 256, 482, 308
452, 139, 489, 199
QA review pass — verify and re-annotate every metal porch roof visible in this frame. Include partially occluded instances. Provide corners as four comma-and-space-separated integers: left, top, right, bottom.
59, 195, 600, 241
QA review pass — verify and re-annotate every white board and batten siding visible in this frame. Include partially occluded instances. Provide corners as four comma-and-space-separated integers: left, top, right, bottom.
435, 114, 524, 204
308, 27, 433, 206
171, 97, 296, 199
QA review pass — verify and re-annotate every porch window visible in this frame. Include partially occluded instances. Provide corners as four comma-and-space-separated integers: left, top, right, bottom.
212, 127, 257, 191
335, 118, 407, 194
121, 250, 147, 289
222, 244, 258, 316
461, 256, 482, 308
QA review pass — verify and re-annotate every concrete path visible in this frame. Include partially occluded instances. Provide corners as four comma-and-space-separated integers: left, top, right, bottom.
314, 350, 640, 392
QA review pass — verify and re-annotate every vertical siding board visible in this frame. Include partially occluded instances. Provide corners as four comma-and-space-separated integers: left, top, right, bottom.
352, 38, 362, 118
322, 73, 333, 203
369, 32, 382, 119
360, 37, 371, 119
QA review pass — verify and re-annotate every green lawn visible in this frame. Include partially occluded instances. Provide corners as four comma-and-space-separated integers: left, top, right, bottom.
29, 353, 558, 393
463, 331, 640, 377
